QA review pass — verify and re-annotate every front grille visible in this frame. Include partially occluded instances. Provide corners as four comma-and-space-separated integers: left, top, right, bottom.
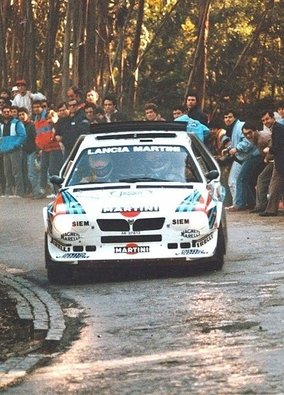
97, 217, 165, 232
133, 218, 165, 231
101, 235, 162, 243
97, 219, 129, 231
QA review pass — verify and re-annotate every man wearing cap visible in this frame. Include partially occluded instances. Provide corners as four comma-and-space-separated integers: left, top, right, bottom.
12, 79, 46, 115
11, 87, 19, 99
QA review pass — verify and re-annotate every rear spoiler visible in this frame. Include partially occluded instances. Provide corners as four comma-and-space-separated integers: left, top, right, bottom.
89, 121, 187, 134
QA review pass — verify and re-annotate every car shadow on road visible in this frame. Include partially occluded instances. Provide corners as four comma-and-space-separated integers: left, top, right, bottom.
67, 261, 220, 285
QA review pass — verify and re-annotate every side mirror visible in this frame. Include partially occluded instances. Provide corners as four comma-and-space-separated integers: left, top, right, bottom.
49, 175, 64, 186
205, 169, 219, 181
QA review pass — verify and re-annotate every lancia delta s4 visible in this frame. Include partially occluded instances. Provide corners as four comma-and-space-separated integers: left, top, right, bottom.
43, 122, 227, 283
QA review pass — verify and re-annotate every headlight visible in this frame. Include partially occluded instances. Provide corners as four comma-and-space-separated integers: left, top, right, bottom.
53, 215, 73, 234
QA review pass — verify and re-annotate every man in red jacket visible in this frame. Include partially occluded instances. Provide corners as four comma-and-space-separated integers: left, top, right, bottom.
33, 100, 63, 197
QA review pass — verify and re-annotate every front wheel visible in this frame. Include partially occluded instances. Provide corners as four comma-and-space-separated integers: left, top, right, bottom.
45, 233, 73, 284
210, 226, 225, 270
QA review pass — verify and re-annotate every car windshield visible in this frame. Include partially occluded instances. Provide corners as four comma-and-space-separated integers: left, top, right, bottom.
67, 144, 202, 185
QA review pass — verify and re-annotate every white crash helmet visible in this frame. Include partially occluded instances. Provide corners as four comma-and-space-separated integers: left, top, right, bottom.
89, 154, 113, 181
146, 151, 171, 174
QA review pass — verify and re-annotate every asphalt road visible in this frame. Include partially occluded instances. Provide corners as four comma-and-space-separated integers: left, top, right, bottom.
1, 198, 284, 394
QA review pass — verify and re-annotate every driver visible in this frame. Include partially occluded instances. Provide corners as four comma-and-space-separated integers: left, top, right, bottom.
145, 151, 171, 179
81, 153, 113, 183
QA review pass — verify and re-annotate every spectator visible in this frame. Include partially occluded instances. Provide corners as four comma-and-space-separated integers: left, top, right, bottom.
185, 92, 208, 125
12, 79, 46, 116
18, 107, 44, 199
11, 86, 19, 98
0, 98, 5, 118
0, 88, 12, 105
10, 105, 19, 119
33, 100, 63, 197
103, 94, 127, 122
207, 118, 232, 205
66, 86, 84, 109
174, 114, 209, 143
223, 109, 245, 208
85, 88, 99, 107
144, 103, 165, 121
84, 103, 97, 125
258, 111, 284, 216
53, 102, 70, 156
231, 123, 268, 211
55, 98, 89, 160
56, 102, 69, 120
94, 107, 107, 124
172, 104, 187, 120
0, 104, 26, 197
276, 101, 284, 125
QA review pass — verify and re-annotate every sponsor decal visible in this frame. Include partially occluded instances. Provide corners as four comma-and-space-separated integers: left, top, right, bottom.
132, 146, 180, 152
51, 238, 71, 252
91, 147, 130, 154
172, 219, 190, 225
91, 146, 180, 154
61, 253, 90, 259
102, 206, 159, 217
111, 190, 150, 197
72, 220, 90, 227
175, 190, 204, 212
207, 206, 217, 229
192, 232, 214, 247
181, 249, 206, 255
114, 243, 150, 254
181, 229, 200, 238
53, 190, 86, 215
61, 232, 80, 241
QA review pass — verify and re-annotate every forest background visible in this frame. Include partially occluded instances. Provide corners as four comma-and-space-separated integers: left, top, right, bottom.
0, 0, 283, 121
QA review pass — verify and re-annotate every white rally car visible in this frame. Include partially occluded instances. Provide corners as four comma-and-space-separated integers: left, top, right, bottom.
44, 122, 227, 283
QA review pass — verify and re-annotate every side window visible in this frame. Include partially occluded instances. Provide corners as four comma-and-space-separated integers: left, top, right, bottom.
191, 136, 218, 174
196, 155, 209, 174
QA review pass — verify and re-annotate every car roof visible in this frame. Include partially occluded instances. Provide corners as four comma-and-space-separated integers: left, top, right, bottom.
65, 121, 189, 160
60, 121, 215, 178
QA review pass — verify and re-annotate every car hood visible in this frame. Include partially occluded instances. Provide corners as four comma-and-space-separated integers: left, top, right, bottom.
51, 184, 218, 218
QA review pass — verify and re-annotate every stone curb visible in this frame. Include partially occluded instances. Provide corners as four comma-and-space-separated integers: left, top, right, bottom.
0, 274, 66, 388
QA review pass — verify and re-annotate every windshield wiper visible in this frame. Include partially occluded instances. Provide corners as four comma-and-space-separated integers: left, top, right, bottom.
119, 177, 169, 183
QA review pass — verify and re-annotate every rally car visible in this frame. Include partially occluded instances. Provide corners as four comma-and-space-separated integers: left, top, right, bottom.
43, 121, 227, 283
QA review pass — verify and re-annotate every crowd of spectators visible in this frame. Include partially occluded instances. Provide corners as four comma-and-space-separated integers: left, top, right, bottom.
0, 80, 284, 217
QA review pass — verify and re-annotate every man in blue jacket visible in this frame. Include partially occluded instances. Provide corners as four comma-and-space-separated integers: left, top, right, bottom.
174, 114, 210, 143
223, 110, 245, 207
0, 105, 26, 197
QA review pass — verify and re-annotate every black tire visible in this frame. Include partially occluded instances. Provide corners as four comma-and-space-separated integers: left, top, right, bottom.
45, 233, 73, 284
211, 225, 225, 270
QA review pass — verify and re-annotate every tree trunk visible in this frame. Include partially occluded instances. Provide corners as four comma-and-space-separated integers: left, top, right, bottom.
42, 0, 60, 101
83, 0, 97, 92
0, 2, 8, 86
72, 0, 86, 88
61, 0, 74, 101
125, 0, 144, 117
184, 0, 211, 108
26, 0, 36, 92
